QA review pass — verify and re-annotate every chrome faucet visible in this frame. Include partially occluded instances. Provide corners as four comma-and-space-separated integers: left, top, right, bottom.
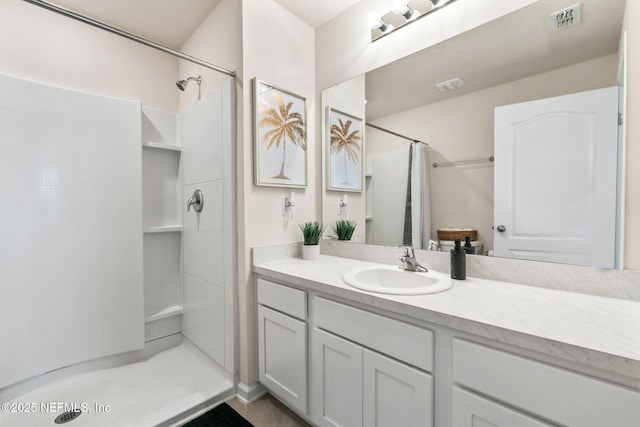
427, 239, 441, 251
399, 247, 428, 272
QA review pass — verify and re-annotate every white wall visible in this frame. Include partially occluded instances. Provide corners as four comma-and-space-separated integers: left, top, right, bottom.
0, 0, 179, 111
622, 0, 640, 270
239, 0, 316, 386
178, 0, 242, 109
369, 54, 618, 252
315, 0, 539, 90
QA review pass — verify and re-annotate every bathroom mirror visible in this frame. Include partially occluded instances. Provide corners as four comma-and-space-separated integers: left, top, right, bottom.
321, 0, 627, 268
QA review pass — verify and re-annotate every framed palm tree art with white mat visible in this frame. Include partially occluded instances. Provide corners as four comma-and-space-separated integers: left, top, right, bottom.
253, 78, 307, 188
326, 107, 363, 192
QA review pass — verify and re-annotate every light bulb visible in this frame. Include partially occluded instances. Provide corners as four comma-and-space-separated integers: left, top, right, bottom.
368, 12, 383, 30
392, 1, 409, 15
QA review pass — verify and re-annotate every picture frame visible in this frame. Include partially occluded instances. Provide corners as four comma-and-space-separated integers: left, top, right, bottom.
326, 107, 364, 192
253, 78, 307, 188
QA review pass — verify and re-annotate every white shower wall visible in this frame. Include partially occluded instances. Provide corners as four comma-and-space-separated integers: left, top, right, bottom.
0, 73, 144, 389
368, 138, 411, 247
181, 80, 236, 374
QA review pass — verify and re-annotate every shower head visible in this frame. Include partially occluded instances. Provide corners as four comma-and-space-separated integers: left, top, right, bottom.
176, 76, 202, 99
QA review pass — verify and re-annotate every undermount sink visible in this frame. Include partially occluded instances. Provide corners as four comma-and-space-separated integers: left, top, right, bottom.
342, 265, 453, 295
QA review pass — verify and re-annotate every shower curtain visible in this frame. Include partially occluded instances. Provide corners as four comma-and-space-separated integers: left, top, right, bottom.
402, 142, 432, 248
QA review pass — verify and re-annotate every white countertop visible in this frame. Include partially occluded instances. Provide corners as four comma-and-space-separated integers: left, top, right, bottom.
253, 254, 640, 382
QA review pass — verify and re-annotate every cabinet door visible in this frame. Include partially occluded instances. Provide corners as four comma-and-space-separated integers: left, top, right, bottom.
258, 305, 307, 413
311, 329, 363, 427
452, 387, 555, 427
363, 349, 433, 427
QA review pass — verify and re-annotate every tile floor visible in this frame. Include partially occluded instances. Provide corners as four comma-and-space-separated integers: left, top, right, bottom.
227, 394, 311, 427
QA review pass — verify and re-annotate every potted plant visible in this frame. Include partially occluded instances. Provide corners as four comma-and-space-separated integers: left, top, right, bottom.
299, 221, 325, 260
332, 219, 357, 241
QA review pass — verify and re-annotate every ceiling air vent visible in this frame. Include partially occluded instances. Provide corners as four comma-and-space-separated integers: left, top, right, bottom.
435, 77, 466, 93
551, 3, 581, 31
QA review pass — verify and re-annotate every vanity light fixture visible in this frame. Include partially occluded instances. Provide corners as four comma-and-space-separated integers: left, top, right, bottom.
370, 0, 459, 42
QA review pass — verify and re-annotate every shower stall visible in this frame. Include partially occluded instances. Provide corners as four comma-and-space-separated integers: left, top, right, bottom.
0, 2, 237, 425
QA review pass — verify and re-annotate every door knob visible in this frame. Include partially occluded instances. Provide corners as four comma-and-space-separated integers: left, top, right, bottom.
496, 225, 506, 233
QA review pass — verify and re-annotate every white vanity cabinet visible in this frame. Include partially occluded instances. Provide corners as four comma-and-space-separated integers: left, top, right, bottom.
256, 279, 308, 414
452, 339, 640, 427
254, 272, 640, 427
311, 297, 434, 427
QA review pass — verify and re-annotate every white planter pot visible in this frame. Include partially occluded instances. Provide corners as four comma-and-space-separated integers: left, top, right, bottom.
302, 244, 320, 260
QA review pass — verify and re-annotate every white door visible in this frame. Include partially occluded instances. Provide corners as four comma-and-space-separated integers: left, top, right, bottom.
451, 387, 555, 427
311, 329, 363, 427
257, 305, 308, 413
494, 87, 619, 268
363, 349, 433, 427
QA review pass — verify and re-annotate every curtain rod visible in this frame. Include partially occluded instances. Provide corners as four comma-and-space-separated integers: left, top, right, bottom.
433, 156, 495, 168
22, 0, 237, 79
365, 122, 427, 145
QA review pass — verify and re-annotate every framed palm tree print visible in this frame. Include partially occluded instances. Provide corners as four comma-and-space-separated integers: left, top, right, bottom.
254, 78, 307, 188
327, 107, 363, 192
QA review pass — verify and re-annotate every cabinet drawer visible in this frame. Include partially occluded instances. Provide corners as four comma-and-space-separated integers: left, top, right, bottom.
314, 297, 433, 372
452, 387, 554, 427
453, 339, 640, 427
257, 278, 306, 320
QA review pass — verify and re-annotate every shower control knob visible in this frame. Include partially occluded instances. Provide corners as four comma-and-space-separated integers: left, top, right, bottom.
187, 189, 204, 213
496, 225, 506, 233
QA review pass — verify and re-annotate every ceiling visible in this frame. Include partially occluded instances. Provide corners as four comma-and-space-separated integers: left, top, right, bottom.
48, 0, 357, 49
272, 0, 361, 28
365, 0, 626, 120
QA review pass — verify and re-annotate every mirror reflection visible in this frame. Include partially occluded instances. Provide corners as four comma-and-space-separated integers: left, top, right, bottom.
321, 0, 627, 268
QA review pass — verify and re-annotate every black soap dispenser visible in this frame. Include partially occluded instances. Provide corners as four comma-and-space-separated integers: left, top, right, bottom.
464, 235, 475, 255
451, 238, 466, 280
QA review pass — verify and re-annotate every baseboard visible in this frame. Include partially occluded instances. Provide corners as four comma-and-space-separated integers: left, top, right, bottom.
236, 382, 267, 404
162, 388, 236, 427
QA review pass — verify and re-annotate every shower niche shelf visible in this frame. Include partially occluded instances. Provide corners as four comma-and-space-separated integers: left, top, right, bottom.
142, 141, 182, 152
145, 305, 184, 323
142, 107, 183, 343
144, 225, 183, 234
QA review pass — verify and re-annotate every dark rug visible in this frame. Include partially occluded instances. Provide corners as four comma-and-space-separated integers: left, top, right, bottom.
183, 403, 254, 427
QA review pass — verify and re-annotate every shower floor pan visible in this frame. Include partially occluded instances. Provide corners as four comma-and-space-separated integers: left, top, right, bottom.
0, 340, 233, 427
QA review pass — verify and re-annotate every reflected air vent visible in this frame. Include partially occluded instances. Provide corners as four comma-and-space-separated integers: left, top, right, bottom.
435, 77, 466, 92
551, 4, 581, 31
